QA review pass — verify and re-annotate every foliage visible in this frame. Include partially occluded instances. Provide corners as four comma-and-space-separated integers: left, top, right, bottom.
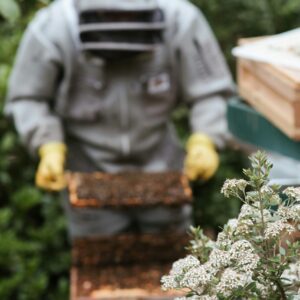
162, 151, 300, 299
192, 149, 247, 231
0, 0, 300, 299
191, 0, 300, 72
0, 0, 20, 23
0, 100, 70, 299
0, 1, 69, 300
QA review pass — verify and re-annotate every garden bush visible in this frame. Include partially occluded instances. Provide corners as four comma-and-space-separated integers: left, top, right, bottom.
162, 151, 300, 299
0, 1, 70, 299
192, 0, 300, 72
0, 0, 299, 299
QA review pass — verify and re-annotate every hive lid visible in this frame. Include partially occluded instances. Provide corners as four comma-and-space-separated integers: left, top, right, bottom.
67, 172, 192, 208
238, 37, 300, 90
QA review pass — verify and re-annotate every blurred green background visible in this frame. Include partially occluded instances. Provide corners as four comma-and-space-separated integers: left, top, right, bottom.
0, 0, 299, 299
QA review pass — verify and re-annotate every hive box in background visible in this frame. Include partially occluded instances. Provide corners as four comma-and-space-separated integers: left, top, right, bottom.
237, 38, 300, 140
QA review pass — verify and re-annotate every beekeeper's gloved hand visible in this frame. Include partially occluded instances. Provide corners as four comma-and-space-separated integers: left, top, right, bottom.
184, 133, 219, 181
36, 142, 67, 191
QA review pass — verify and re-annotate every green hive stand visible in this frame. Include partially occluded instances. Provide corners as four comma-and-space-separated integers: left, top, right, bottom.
227, 98, 300, 161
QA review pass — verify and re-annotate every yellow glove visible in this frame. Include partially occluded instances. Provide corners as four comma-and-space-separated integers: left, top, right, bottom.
184, 133, 219, 181
35, 142, 67, 191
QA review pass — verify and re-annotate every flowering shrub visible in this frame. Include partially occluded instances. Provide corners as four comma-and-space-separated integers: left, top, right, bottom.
162, 151, 300, 299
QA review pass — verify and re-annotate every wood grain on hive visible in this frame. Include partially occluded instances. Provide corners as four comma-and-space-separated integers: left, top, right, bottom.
67, 172, 192, 208
71, 232, 189, 300
72, 233, 190, 266
237, 37, 300, 140
71, 263, 184, 300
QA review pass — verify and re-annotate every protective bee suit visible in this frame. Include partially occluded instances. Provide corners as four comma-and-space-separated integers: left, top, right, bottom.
5, 0, 234, 238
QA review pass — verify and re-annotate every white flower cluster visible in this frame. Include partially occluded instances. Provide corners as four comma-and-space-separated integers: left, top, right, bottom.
163, 152, 300, 299
238, 204, 256, 219
264, 220, 295, 240
283, 187, 300, 201
162, 255, 217, 297
216, 268, 251, 297
216, 231, 232, 248
235, 218, 254, 235
181, 265, 212, 290
255, 282, 270, 298
278, 205, 300, 222
261, 185, 281, 205
216, 209, 261, 249
161, 255, 201, 290
229, 240, 260, 273
221, 179, 248, 198
282, 261, 300, 297
208, 248, 230, 269
261, 185, 273, 194
282, 261, 300, 286
163, 238, 261, 297
227, 218, 238, 230
239, 203, 271, 221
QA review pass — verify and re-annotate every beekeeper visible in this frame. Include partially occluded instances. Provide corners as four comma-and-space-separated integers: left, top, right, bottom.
5, 0, 234, 238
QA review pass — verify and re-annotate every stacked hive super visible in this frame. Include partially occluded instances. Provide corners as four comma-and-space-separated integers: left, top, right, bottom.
67, 171, 192, 300
237, 38, 300, 140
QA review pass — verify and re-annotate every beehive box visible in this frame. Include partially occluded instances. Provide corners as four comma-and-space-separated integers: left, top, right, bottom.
237, 38, 300, 140
67, 172, 192, 208
71, 232, 189, 300
72, 233, 190, 266
71, 263, 184, 300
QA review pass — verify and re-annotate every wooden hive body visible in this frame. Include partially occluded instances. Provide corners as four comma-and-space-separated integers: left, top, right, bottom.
68, 172, 191, 300
71, 264, 183, 300
71, 233, 189, 300
237, 38, 300, 140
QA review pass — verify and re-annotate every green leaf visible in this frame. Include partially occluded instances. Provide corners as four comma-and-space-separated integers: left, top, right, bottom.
279, 246, 286, 256
0, 209, 13, 229
1, 132, 17, 152
12, 186, 42, 211
0, 0, 21, 23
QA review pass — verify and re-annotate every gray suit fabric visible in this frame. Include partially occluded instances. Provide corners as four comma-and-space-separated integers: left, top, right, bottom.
5, 0, 234, 238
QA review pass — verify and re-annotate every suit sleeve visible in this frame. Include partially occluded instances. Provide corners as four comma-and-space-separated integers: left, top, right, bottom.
175, 6, 235, 148
5, 16, 64, 156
